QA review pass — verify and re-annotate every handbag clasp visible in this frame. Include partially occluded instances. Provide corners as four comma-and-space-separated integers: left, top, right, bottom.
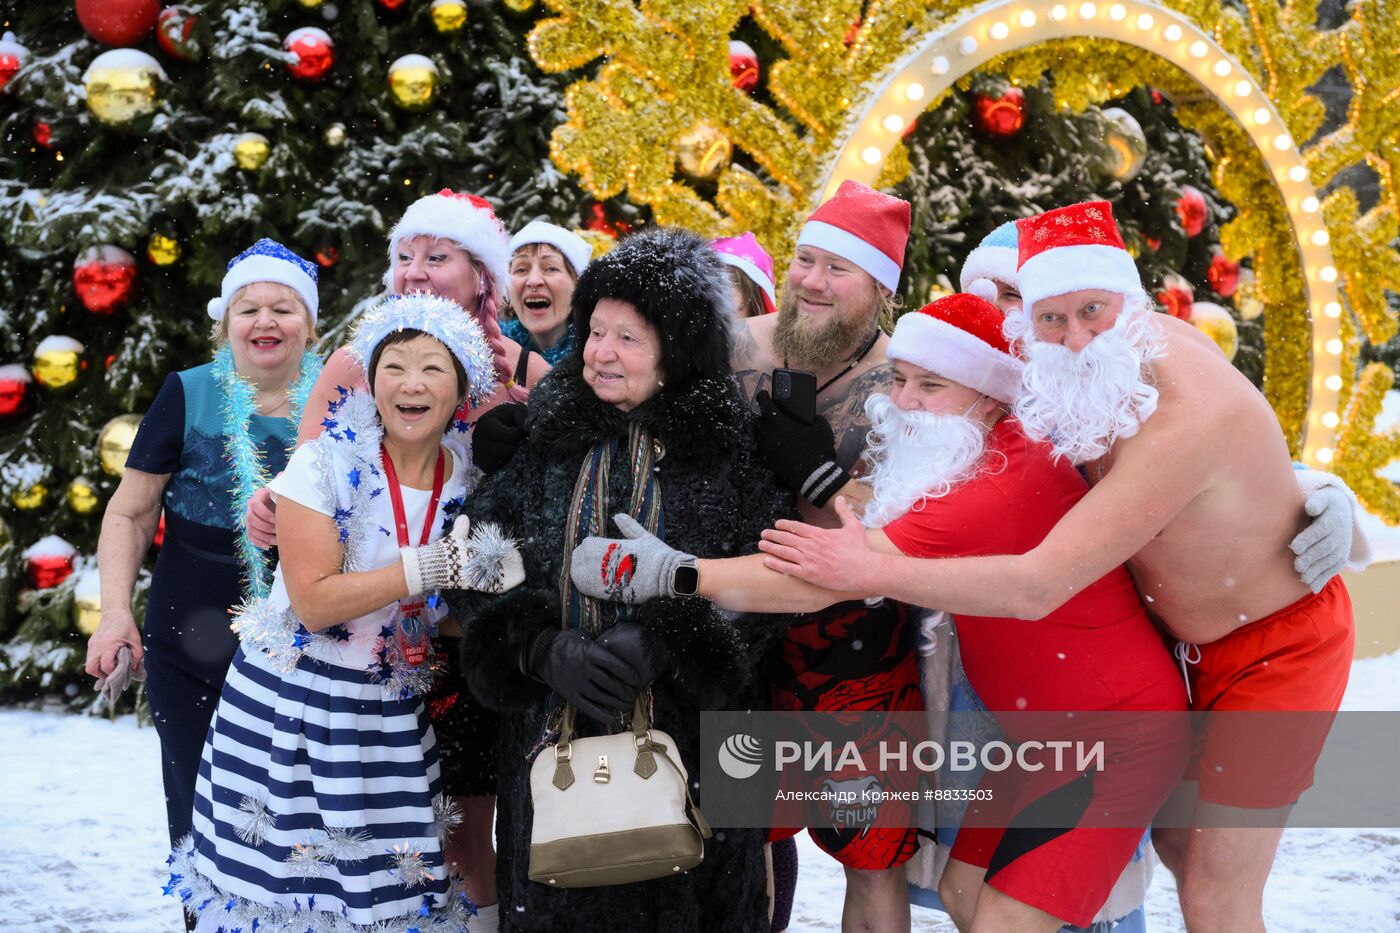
594, 755, 610, 783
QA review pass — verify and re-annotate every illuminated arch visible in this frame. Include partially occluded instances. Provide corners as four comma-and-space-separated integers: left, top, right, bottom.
818, 0, 1344, 467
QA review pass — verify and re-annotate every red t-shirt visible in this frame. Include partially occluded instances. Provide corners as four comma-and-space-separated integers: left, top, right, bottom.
881, 418, 1183, 713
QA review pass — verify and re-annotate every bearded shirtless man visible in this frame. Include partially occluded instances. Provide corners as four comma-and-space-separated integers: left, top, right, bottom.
728, 181, 925, 933
756, 201, 1366, 933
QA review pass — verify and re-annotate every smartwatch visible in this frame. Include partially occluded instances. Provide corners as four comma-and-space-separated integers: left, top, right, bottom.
671, 557, 699, 597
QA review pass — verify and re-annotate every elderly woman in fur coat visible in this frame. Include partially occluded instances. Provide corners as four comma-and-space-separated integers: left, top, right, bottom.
448, 227, 796, 932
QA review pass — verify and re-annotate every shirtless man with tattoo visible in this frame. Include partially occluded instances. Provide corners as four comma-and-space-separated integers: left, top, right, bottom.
729, 181, 921, 933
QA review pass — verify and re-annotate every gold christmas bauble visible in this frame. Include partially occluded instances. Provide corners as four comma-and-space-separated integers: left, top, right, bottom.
388, 54, 439, 112
12, 481, 48, 510
83, 49, 166, 127
73, 578, 102, 636
323, 122, 347, 148
233, 132, 271, 171
503, 0, 536, 12
296, 0, 324, 7
98, 413, 143, 477
1189, 302, 1240, 361
33, 336, 85, 391
675, 123, 731, 181
431, 0, 468, 33
1099, 107, 1148, 182
146, 233, 181, 266
1234, 267, 1264, 321
67, 477, 100, 515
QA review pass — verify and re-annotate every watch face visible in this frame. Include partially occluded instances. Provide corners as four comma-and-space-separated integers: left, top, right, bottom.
673, 563, 700, 596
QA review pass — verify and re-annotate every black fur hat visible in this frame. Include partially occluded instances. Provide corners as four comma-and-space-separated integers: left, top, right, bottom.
570, 226, 736, 389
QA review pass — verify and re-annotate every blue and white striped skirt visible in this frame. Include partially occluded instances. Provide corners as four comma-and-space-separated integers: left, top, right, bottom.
164, 646, 476, 932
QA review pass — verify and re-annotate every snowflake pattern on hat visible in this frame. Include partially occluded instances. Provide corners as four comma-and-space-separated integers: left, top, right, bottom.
227, 238, 319, 282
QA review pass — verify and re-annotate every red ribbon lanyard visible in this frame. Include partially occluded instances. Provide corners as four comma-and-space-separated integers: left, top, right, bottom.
381, 445, 446, 548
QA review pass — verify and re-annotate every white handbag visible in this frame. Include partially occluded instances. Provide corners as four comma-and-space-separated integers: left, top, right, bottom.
528, 698, 712, 888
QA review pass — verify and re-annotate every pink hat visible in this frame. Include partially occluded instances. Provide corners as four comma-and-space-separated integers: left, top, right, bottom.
886, 293, 1022, 404
1015, 201, 1144, 310
712, 233, 777, 313
795, 180, 911, 293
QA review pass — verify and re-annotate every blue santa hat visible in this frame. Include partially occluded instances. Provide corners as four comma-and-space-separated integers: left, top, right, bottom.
207, 239, 320, 323
958, 221, 1019, 304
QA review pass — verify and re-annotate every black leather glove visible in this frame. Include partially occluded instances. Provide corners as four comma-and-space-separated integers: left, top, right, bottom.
755, 389, 847, 507
524, 628, 640, 723
471, 402, 529, 474
598, 622, 670, 686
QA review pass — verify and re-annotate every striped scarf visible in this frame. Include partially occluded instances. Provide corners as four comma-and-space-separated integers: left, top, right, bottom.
559, 420, 664, 635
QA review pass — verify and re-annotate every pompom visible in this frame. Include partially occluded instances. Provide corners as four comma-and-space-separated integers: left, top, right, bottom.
965, 278, 1000, 304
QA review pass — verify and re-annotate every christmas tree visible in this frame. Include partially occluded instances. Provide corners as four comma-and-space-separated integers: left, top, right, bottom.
0, 0, 613, 700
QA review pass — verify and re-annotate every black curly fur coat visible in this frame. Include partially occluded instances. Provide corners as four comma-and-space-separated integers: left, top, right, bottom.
448, 356, 797, 933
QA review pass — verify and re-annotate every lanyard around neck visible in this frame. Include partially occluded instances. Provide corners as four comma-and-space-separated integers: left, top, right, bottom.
380, 445, 446, 548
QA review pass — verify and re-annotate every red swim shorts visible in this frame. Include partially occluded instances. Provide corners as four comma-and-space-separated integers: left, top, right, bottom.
1184, 575, 1354, 809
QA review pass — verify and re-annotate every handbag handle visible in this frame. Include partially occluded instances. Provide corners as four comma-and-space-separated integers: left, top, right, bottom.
556, 694, 650, 749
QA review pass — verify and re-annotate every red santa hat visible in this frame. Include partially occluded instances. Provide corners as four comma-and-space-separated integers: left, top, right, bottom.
1015, 201, 1144, 311
795, 180, 910, 293
887, 293, 1023, 404
384, 189, 511, 299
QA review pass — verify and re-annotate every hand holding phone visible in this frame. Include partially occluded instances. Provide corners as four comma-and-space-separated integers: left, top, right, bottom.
770, 368, 817, 426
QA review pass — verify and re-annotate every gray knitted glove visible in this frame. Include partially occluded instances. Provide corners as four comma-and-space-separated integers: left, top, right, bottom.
94, 645, 146, 706
402, 515, 526, 595
570, 513, 694, 604
1290, 484, 1352, 593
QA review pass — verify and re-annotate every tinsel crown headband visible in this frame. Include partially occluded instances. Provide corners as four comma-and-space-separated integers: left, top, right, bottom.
349, 292, 499, 407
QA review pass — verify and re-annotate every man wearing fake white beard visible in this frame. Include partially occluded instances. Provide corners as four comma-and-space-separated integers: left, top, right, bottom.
754, 201, 1370, 933
569, 292, 1191, 933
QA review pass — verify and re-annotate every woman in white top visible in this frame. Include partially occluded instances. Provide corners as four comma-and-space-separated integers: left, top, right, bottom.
165, 293, 523, 932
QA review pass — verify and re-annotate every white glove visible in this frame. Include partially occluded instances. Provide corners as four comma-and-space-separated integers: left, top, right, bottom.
1290, 469, 1371, 592
401, 516, 526, 596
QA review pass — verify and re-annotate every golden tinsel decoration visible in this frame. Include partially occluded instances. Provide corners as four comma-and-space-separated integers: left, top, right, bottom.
522, 0, 1400, 523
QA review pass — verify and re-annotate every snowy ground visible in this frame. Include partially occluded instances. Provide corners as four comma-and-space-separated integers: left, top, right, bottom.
4, 651, 1398, 933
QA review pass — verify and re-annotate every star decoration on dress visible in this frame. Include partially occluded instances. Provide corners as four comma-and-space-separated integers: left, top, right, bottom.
162, 873, 183, 896
347, 469, 362, 489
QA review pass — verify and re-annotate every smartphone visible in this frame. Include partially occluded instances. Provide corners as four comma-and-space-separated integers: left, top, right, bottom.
771, 368, 817, 425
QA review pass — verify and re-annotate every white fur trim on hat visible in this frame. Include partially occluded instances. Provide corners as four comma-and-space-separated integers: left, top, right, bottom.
714, 251, 777, 304
1017, 243, 1143, 311
207, 254, 319, 324
959, 243, 1018, 294
796, 220, 901, 293
887, 313, 1023, 404
384, 194, 511, 300
509, 221, 591, 278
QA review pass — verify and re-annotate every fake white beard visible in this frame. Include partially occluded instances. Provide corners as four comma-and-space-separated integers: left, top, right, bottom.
860, 395, 991, 528
1004, 296, 1164, 466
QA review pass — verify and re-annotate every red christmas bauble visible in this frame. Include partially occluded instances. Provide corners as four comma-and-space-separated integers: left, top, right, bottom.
0, 31, 28, 91
74, 0, 160, 47
585, 203, 631, 238
1157, 273, 1195, 320
315, 247, 338, 268
1174, 185, 1208, 237
1206, 251, 1241, 298
376, 0, 409, 10
23, 536, 77, 589
33, 122, 53, 150
974, 87, 1026, 138
844, 17, 861, 47
156, 6, 202, 62
728, 40, 759, 92
0, 364, 33, 418
284, 28, 334, 82
73, 245, 138, 315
